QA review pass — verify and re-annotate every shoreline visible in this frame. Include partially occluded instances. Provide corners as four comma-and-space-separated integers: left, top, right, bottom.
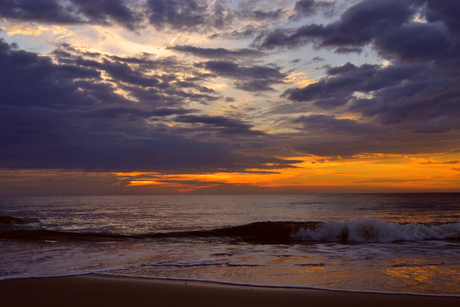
1, 274, 459, 307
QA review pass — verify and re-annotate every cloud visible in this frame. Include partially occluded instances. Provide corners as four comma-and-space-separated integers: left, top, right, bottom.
145, 0, 285, 32
167, 45, 265, 59
289, 131, 460, 158
0, 39, 110, 110
146, 0, 209, 30
0, 0, 225, 32
82, 107, 195, 119
283, 62, 391, 109
293, 114, 379, 135
53, 43, 221, 106
174, 115, 265, 136
353, 178, 431, 184
290, 0, 335, 20
420, 161, 459, 165
236, 8, 285, 22
0, 38, 298, 173
0, 169, 123, 196
282, 58, 460, 157
257, 0, 417, 50
425, 0, 460, 34
282, 53, 460, 132
0, 0, 141, 30
0, 0, 303, 37
255, 0, 460, 89
288, 113, 460, 157
197, 60, 286, 92
257, 0, 460, 72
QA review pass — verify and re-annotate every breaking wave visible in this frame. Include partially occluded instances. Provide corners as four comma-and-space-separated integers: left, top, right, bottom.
293, 218, 460, 243
1, 217, 459, 243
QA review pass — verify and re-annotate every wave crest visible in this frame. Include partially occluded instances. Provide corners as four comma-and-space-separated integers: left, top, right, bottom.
1, 218, 459, 243
293, 218, 460, 243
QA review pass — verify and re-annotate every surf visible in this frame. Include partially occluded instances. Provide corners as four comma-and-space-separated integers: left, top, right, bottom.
1, 217, 459, 243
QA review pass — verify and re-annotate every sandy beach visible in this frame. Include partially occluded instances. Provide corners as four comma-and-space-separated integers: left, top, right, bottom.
1, 275, 458, 307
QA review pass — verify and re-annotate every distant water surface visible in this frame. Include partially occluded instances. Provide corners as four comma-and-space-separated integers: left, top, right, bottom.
1, 194, 459, 295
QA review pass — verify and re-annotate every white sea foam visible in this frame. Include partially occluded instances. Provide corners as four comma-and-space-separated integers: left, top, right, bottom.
293, 218, 460, 242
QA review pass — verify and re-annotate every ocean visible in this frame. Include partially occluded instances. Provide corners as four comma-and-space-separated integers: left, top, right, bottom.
1, 193, 459, 295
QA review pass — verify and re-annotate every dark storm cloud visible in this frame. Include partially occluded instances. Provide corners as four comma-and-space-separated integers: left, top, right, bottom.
283, 62, 392, 109
0, 38, 116, 110
0, 39, 298, 172
72, 0, 141, 30
0, 0, 225, 32
145, 0, 290, 33
237, 8, 285, 21
82, 107, 195, 119
289, 116, 460, 157
374, 22, 455, 66
0, 0, 141, 30
302, 61, 428, 100
283, 60, 460, 133
425, 0, 460, 34
174, 115, 265, 136
334, 47, 362, 54
0, 108, 279, 172
290, 0, 335, 19
293, 114, 379, 135
197, 60, 286, 92
266, 0, 460, 141
167, 45, 265, 59
261, 1, 456, 75
0, 0, 297, 35
145, 0, 277, 32
289, 114, 391, 156
0, 0, 78, 24
146, 0, 209, 30
256, 0, 460, 72
257, 0, 417, 50
286, 104, 460, 158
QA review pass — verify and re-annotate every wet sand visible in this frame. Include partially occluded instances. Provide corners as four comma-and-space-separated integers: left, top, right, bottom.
1, 275, 459, 307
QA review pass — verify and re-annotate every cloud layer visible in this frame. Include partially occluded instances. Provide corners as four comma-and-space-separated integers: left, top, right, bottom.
1, 0, 460, 193
0, 38, 294, 173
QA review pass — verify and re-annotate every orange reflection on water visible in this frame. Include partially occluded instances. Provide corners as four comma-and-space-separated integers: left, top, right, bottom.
299, 265, 325, 274
384, 258, 460, 293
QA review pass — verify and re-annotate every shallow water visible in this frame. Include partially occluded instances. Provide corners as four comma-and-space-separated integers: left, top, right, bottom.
1, 194, 459, 295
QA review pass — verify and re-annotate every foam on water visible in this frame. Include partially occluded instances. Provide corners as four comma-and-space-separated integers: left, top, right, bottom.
294, 218, 460, 242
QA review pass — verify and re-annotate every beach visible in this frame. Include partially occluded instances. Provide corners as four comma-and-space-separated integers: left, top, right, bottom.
1, 275, 459, 307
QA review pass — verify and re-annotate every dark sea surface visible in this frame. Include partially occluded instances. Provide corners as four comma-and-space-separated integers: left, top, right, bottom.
1, 193, 459, 295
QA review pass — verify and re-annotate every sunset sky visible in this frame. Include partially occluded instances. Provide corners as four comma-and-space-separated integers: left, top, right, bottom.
1, 0, 460, 195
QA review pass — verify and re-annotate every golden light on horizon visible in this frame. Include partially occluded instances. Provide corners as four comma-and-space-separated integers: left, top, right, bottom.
112, 152, 460, 193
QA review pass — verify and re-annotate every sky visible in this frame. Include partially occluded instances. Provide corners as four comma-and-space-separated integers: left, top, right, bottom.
1, 0, 460, 195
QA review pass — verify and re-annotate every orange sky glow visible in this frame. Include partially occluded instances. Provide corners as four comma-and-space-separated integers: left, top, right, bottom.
3, 152, 459, 196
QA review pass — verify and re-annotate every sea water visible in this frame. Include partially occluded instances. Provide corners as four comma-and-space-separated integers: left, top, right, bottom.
0, 194, 459, 295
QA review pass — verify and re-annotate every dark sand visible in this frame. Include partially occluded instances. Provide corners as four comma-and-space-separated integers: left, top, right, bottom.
1, 275, 459, 307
